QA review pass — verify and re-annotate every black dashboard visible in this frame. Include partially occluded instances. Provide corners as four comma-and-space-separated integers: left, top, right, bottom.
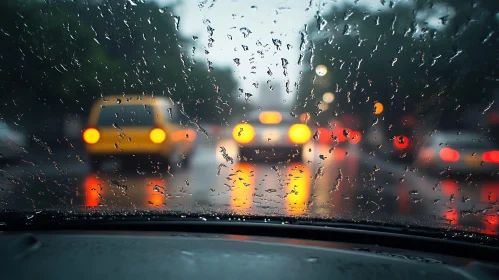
1, 228, 498, 280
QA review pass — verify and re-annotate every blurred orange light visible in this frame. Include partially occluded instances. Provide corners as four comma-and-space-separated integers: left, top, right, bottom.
288, 124, 311, 144
299, 112, 311, 123
84, 175, 102, 207
149, 128, 166, 143
374, 102, 384, 115
286, 164, 311, 215
231, 163, 255, 211
83, 128, 100, 144
233, 123, 255, 144
172, 129, 196, 142
439, 147, 460, 162
146, 178, 166, 207
259, 111, 282, 124
393, 135, 409, 149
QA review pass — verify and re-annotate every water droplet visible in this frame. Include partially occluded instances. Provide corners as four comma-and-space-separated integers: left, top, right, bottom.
391, 57, 398, 66
342, 24, 351, 35
315, 12, 327, 31
272, 38, 282, 50
172, 16, 181, 31
240, 27, 252, 38
482, 31, 494, 44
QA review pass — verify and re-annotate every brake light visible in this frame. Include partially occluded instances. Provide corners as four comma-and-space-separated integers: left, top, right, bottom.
83, 128, 100, 144
348, 130, 361, 144
393, 135, 409, 149
483, 150, 499, 163
259, 111, 282, 124
233, 123, 255, 144
149, 128, 166, 144
439, 147, 460, 162
332, 126, 347, 142
288, 124, 311, 144
317, 127, 331, 143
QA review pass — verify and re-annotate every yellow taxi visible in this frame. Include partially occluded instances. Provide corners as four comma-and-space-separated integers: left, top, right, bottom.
83, 95, 196, 170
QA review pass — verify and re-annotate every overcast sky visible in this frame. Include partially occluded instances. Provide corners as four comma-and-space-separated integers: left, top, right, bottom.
147, 0, 452, 104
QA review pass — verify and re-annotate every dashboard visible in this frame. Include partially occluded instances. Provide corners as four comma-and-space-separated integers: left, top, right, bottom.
1, 229, 498, 280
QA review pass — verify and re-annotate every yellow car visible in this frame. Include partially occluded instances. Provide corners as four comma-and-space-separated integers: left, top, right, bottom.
83, 95, 196, 170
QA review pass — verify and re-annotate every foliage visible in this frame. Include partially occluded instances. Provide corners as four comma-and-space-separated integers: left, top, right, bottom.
0, 0, 237, 137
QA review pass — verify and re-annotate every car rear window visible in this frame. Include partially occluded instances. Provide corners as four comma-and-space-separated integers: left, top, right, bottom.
96, 105, 155, 127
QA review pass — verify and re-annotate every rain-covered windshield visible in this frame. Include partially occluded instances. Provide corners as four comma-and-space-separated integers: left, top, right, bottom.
97, 105, 155, 127
1, 0, 498, 237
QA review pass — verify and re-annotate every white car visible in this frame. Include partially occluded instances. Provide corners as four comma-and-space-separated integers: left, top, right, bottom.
0, 121, 27, 161
231, 111, 311, 161
416, 132, 499, 174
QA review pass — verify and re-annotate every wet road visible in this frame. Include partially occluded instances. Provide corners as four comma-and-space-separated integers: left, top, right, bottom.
1, 137, 498, 235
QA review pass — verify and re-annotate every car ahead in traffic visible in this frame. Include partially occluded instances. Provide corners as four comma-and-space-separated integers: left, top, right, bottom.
416, 132, 499, 176
0, 121, 27, 162
83, 95, 196, 170
232, 111, 311, 161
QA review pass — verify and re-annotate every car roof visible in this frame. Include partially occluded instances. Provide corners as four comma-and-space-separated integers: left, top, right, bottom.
427, 131, 494, 147
92, 95, 173, 107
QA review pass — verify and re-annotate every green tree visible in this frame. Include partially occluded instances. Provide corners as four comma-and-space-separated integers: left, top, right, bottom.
298, 0, 498, 135
0, 0, 237, 143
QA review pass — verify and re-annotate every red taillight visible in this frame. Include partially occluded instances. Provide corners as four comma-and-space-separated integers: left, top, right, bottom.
332, 126, 348, 142
483, 150, 499, 163
439, 147, 460, 162
393, 135, 409, 150
348, 131, 361, 144
317, 127, 331, 143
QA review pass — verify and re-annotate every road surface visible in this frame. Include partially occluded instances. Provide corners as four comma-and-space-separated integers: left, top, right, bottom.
1, 137, 498, 235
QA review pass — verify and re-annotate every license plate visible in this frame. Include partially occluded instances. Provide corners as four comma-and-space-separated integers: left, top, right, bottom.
465, 155, 481, 166
262, 129, 280, 143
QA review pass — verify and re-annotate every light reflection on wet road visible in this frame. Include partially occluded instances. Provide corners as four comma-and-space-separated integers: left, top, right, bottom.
1, 140, 498, 235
